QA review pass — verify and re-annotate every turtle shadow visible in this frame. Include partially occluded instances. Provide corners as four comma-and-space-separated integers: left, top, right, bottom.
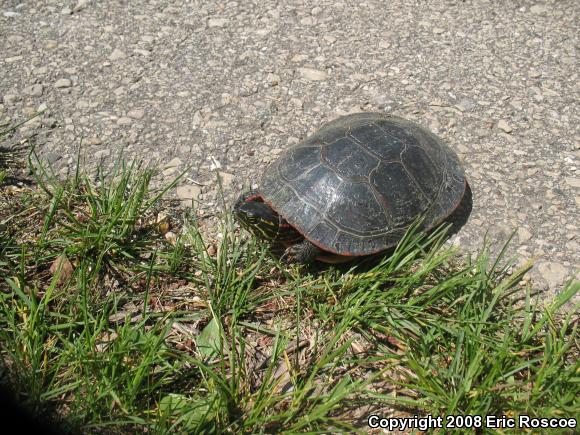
443, 181, 473, 239
297, 182, 473, 275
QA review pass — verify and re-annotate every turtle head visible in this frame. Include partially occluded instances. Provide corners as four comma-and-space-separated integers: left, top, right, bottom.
234, 192, 283, 241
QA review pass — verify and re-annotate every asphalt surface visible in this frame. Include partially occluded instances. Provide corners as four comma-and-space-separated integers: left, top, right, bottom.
1, 0, 578, 295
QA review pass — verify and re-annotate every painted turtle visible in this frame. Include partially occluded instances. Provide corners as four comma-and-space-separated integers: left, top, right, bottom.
234, 112, 466, 264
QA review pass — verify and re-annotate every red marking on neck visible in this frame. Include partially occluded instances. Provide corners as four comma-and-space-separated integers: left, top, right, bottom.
244, 193, 263, 203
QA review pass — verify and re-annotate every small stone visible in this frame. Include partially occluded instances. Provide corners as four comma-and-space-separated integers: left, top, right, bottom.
455, 99, 476, 112
94, 150, 111, 159
290, 97, 303, 108
42, 117, 57, 128
564, 177, 580, 188
74, 0, 88, 12
298, 67, 328, 81
517, 227, 533, 243
527, 168, 539, 177
128, 109, 145, 119
165, 157, 182, 169
164, 231, 177, 245
33, 66, 48, 76
3, 11, 20, 18
323, 35, 337, 44
537, 261, 569, 289
116, 117, 132, 126
311, 6, 322, 15
54, 78, 72, 89
44, 152, 62, 164
218, 171, 235, 188
109, 48, 126, 61
433, 28, 445, 34
565, 240, 579, 252
530, 5, 549, 14
498, 119, 513, 133
206, 245, 217, 257
208, 18, 228, 28
176, 185, 201, 203
49, 254, 74, 284
528, 70, 542, 78
134, 49, 151, 57
61, 7, 72, 15
3, 94, 21, 105
23, 84, 44, 97
23, 107, 38, 118
266, 73, 281, 86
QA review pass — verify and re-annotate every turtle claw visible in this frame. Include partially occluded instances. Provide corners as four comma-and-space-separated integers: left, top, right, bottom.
282, 241, 321, 265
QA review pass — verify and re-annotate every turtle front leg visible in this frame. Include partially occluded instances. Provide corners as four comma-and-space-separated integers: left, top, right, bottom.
283, 240, 323, 264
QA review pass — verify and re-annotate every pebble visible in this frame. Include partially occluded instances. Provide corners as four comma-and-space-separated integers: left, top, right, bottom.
517, 227, 533, 243
208, 18, 228, 28
42, 117, 57, 128
564, 177, 580, 188
164, 231, 177, 245
537, 261, 569, 289
3, 11, 20, 18
3, 94, 20, 105
298, 68, 328, 81
33, 66, 48, 76
176, 185, 201, 203
218, 171, 235, 188
497, 119, 513, 133
455, 99, 476, 112
116, 117, 133, 126
166, 158, 182, 168
54, 79, 72, 89
22, 84, 44, 97
128, 109, 145, 119
109, 49, 126, 61
266, 73, 281, 86
44, 152, 62, 164
94, 149, 110, 159
74, 0, 88, 12
290, 97, 304, 108
530, 5, 549, 14
134, 49, 151, 57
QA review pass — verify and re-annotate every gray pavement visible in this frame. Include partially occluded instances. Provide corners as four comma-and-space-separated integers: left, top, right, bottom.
1, 0, 578, 294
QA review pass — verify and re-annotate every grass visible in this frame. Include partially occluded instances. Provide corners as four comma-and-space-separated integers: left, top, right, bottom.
0, 121, 578, 433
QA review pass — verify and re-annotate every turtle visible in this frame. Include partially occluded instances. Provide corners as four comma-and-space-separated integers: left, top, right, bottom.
234, 112, 466, 264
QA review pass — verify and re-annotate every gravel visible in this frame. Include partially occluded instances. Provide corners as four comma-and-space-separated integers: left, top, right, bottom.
1, 0, 578, 295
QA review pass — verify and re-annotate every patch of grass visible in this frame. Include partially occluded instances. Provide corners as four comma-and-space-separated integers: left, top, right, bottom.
0, 130, 578, 432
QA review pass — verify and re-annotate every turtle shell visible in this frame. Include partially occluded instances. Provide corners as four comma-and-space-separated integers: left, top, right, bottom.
260, 112, 466, 256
